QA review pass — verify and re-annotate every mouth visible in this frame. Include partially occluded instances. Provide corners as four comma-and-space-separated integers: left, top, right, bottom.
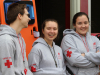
48, 34, 54, 37
81, 28, 86, 31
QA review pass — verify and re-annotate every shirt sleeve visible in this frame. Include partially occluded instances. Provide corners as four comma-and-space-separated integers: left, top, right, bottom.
28, 46, 41, 73
62, 54, 70, 75
60, 48, 68, 74
0, 38, 16, 75
61, 35, 96, 68
93, 36, 100, 51
85, 36, 100, 65
85, 52, 100, 65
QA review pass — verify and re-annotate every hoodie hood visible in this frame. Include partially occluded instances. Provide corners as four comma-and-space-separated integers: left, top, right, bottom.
63, 29, 76, 36
0, 25, 18, 37
32, 37, 55, 47
63, 29, 90, 40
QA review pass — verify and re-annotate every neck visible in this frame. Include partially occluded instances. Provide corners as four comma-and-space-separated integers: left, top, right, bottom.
79, 34, 86, 37
76, 32, 86, 37
44, 39, 53, 47
10, 22, 23, 34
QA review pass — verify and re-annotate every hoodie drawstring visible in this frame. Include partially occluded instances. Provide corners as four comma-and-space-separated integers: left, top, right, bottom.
17, 34, 28, 75
78, 34, 89, 52
17, 34, 24, 61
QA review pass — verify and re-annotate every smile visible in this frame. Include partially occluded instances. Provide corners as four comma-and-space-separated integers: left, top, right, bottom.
48, 34, 54, 36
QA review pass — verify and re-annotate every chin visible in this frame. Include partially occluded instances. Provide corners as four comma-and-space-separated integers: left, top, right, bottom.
25, 25, 28, 28
49, 38, 54, 41
81, 33, 86, 36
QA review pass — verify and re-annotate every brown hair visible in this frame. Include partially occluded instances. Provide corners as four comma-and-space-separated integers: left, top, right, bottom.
7, 3, 26, 24
73, 12, 89, 25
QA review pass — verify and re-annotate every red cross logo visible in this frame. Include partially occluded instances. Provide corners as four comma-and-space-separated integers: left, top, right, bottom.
5, 60, 12, 68
66, 50, 72, 58
31, 66, 36, 72
93, 42, 96, 45
58, 53, 60, 55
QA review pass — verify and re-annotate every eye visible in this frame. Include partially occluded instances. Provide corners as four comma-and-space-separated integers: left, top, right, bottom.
27, 14, 30, 18
84, 21, 89, 25
53, 28, 57, 30
47, 27, 51, 30
77, 22, 82, 25
25, 14, 30, 18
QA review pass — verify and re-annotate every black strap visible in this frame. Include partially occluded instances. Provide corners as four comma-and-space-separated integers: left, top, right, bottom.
45, 41, 57, 67
66, 66, 74, 75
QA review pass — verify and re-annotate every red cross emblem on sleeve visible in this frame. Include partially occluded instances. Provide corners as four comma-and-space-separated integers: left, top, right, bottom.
66, 50, 72, 58
5, 60, 12, 68
31, 66, 36, 72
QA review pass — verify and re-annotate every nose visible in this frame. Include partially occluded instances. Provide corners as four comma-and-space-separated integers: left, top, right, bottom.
50, 29, 54, 32
29, 17, 31, 21
81, 24, 86, 27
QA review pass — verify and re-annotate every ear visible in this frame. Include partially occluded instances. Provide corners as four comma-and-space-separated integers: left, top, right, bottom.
17, 13, 22, 20
73, 24, 76, 28
42, 29, 44, 34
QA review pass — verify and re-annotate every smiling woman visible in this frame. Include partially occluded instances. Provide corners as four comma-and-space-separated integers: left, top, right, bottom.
61, 12, 100, 75
28, 19, 69, 75
73, 12, 89, 36
41, 19, 58, 47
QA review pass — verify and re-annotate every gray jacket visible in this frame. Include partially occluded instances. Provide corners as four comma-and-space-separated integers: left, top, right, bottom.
61, 29, 100, 75
0, 25, 32, 75
28, 37, 69, 75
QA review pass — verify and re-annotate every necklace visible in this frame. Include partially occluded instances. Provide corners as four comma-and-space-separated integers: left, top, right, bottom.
17, 34, 25, 61
45, 41, 57, 67
17, 34, 27, 75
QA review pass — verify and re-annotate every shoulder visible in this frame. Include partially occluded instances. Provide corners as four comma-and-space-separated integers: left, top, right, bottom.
62, 34, 76, 43
63, 34, 75, 40
90, 35, 100, 42
0, 34, 15, 50
30, 43, 45, 54
0, 34, 14, 43
87, 32, 98, 39
91, 35, 98, 39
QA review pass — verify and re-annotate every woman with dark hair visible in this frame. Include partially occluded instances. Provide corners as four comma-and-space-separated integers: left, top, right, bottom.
28, 19, 68, 75
61, 12, 100, 75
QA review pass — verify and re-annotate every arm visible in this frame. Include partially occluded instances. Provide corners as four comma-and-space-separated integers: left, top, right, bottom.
61, 35, 96, 68
62, 54, 70, 75
28, 46, 41, 73
85, 36, 100, 65
60, 49, 67, 74
85, 52, 100, 65
0, 39, 16, 75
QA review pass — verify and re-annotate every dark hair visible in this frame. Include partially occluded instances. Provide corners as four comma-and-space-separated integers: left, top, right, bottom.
7, 3, 26, 24
40, 19, 59, 41
72, 12, 89, 25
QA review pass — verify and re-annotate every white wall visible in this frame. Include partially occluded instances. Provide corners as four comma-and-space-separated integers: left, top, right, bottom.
88, 0, 91, 33
70, 0, 80, 29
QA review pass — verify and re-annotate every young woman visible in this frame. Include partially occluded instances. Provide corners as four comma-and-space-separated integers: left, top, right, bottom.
61, 12, 100, 75
28, 19, 68, 75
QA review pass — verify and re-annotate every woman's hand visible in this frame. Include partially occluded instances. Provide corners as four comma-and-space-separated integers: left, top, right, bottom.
96, 50, 99, 53
81, 53, 85, 57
